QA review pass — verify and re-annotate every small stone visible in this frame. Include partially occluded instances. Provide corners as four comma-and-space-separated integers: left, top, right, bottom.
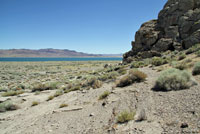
48, 130, 52, 132
102, 102, 106, 106
89, 113, 94, 117
135, 108, 146, 122
81, 90, 87, 93
22, 98, 26, 101
181, 123, 188, 128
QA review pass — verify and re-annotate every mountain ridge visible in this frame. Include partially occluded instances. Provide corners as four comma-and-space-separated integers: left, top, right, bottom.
0, 48, 122, 57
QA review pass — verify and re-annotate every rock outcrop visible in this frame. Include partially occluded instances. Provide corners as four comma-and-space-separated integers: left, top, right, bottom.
123, 0, 200, 62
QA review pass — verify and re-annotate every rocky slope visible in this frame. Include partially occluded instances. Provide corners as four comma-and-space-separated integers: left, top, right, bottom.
123, 0, 200, 62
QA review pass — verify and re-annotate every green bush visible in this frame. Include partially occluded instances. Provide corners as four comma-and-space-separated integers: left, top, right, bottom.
172, 61, 188, 70
64, 85, 81, 93
118, 68, 127, 75
186, 44, 200, 54
195, 50, 200, 57
178, 52, 186, 60
54, 90, 63, 97
0, 101, 19, 112
116, 70, 147, 87
117, 111, 135, 123
130, 61, 145, 68
151, 57, 167, 66
154, 68, 191, 91
32, 82, 58, 92
2, 90, 24, 97
192, 62, 200, 75
83, 77, 102, 89
99, 72, 119, 81
143, 58, 152, 66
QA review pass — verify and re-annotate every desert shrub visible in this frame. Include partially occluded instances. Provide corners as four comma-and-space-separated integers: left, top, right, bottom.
172, 61, 188, 70
45, 82, 58, 89
175, 63, 187, 70
116, 70, 147, 87
54, 90, 63, 97
151, 57, 167, 66
65, 83, 73, 90
126, 57, 134, 63
84, 77, 102, 89
104, 64, 109, 68
129, 70, 147, 82
32, 82, 58, 92
170, 61, 177, 66
0, 87, 8, 92
47, 95, 54, 101
192, 62, 200, 75
195, 50, 200, 57
184, 59, 192, 63
76, 76, 82, 79
172, 50, 179, 55
64, 85, 81, 93
143, 58, 152, 66
59, 103, 68, 108
34, 91, 40, 95
130, 61, 145, 68
117, 111, 135, 123
98, 74, 109, 81
118, 68, 127, 75
116, 75, 133, 87
2, 90, 24, 97
98, 91, 110, 100
105, 66, 115, 72
31, 101, 39, 106
154, 68, 191, 91
114, 66, 123, 71
186, 44, 200, 54
178, 52, 186, 60
70, 85, 81, 91
186, 48, 194, 55
170, 53, 177, 59
15, 84, 25, 90
0, 101, 19, 112
99, 72, 119, 81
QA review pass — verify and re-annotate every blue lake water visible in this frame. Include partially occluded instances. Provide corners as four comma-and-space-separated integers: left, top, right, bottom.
0, 57, 122, 62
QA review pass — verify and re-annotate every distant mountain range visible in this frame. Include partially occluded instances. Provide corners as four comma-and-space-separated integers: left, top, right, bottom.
0, 49, 122, 57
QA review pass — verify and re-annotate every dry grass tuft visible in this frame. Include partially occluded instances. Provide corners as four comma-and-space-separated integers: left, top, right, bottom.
117, 111, 135, 123
116, 70, 147, 87
98, 91, 110, 100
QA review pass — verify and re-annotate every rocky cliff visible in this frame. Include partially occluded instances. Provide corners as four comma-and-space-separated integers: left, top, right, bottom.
123, 0, 200, 62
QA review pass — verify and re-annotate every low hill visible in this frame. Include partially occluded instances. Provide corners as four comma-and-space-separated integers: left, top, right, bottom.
0, 48, 101, 57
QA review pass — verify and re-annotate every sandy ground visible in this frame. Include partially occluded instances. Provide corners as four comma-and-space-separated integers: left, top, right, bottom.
0, 65, 200, 134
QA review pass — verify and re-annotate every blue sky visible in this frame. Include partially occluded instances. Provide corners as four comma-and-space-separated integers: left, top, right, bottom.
0, 0, 167, 54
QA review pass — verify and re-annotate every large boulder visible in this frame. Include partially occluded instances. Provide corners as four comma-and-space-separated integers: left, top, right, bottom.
123, 0, 200, 63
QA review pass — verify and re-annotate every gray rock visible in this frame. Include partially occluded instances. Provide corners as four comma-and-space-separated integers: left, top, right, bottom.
89, 113, 95, 117
135, 108, 146, 122
123, 0, 200, 63
181, 122, 189, 128
152, 38, 173, 51
183, 30, 200, 49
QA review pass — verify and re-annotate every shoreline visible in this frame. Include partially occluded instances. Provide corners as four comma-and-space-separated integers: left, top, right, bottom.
0, 57, 122, 62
